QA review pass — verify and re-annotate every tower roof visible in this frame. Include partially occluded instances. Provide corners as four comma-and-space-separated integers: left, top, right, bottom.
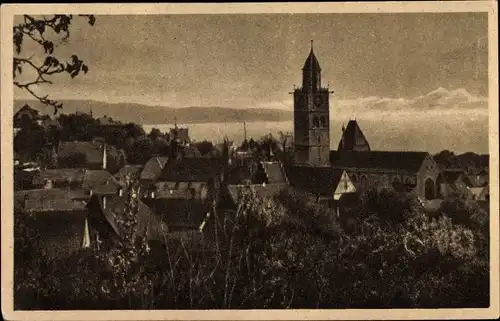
302, 40, 321, 70
338, 120, 371, 152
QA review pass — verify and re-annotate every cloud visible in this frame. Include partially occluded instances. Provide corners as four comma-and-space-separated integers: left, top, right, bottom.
336, 87, 487, 114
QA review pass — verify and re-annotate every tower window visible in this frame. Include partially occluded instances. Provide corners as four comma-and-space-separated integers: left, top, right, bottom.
313, 116, 319, 128
317, 136, 321, 144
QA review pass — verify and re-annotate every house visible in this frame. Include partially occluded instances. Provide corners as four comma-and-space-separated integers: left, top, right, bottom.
114, 164, 143, 184
158, 157, 225, 190
14, 188, 90, 258
330, 151, 444, 201
86, 194, 169, 252
139, 156, 169, 185
32, 168, 124, 197
285, 166, 358, 214
153, 156, 226, 208
14, 104, 41, 129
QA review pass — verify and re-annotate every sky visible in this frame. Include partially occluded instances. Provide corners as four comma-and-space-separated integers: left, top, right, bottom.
14, 13, 489, 110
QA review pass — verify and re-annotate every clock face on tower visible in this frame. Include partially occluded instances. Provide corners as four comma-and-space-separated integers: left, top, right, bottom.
314, 95, 322, 108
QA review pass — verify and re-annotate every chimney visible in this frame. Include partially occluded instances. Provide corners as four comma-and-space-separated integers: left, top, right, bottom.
23, 194, 29, 209
89, 187, 93, 196
102, 196, 107, 209
102, 143, 107, 170
118, 188, 123, 197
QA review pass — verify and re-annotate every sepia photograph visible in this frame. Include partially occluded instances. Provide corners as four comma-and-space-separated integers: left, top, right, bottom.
1, 2, 499, 320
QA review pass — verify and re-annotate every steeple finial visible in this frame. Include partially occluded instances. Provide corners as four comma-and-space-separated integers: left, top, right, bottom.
310, 40, 314, 52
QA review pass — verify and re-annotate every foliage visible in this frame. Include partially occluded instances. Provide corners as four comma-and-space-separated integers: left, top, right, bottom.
13, 15, 96, 114
14, 164, 489, 310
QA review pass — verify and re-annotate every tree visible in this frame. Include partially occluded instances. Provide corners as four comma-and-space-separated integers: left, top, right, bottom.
94, 180, 152, 308
195, 140, 215, 156
13, 15, 96, 114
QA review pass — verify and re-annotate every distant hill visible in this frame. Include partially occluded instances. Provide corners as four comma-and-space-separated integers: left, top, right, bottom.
13, 99, 293, 125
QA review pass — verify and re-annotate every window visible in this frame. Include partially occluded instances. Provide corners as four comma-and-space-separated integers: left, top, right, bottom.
313, 116, 319, 128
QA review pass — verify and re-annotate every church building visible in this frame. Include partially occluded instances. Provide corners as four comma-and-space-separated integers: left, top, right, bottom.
292, 41, 332, 167
290, 42, 445, 202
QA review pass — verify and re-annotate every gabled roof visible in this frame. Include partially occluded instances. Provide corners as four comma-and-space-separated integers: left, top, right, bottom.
93, 195, 168, 241
83, 169, 122, 189
114, 165, 143, 182
14, 104, 40, 120
330, 151, 430, 173
160, 157, 224, 182
15, 188, 89, 212
140, 157, 169, 181
33, 168, 87, 186
261, 161, 288, 184
285, 166, 344, 197
227, 183, 288, 205
145, 198, 210, 230
337, 120, 371, 152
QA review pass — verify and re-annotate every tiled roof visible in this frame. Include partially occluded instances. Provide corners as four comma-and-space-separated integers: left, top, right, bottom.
140, 157, 169, 181
154, 181, 208, 200
15, 188, 89, 212
227, 183, 288, 204
330, 151, 429, 173
14, 104, 40, 120
33, 168, 86, 186
160, 157, 224, 182
83, 170, 122, 189
114, 165, 143, 182
94, 195, 168, 241
145, 198, 210, 230
261, 161, 288, 184
337, 120, 371, 152
285, 166, 344, 197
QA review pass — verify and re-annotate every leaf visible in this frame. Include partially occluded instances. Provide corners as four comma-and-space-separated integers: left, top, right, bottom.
82, 64, 89, 74
13, 30, 23, 55
44, 56, 53, 66
43, 41, 54, 54
35, 21, 46, 34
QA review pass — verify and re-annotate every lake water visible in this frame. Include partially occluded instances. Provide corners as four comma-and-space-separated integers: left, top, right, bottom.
143, 113, 489, 155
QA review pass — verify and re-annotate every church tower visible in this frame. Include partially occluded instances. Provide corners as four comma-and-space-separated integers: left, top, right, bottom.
292, 41, 332, 167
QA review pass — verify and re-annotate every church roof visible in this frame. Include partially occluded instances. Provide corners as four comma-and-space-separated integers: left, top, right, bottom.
302, 42, 321, 70
337, 120, 371, 152
284, 166, 344, 197
330, 151, 430, 173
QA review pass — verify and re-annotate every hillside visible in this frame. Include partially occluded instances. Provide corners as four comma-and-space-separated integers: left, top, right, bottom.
14, 100, 293, 125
